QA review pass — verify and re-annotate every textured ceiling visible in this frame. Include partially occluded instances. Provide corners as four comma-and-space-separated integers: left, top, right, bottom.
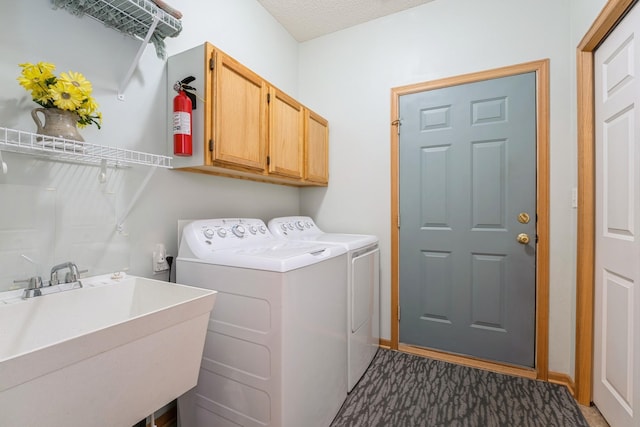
257, 0, 435, 42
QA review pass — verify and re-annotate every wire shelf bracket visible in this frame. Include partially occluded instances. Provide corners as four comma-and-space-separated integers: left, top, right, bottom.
118, 13, 160, 101
116, 162, 158, 234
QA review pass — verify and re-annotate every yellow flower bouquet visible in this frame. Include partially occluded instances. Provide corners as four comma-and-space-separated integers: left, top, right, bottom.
18, 62, 102, 129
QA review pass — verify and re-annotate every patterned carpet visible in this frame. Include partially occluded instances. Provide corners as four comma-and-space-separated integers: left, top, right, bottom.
331, 349, 589, 427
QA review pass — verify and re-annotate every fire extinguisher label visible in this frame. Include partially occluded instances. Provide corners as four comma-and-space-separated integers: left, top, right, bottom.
173, 111, 191, 135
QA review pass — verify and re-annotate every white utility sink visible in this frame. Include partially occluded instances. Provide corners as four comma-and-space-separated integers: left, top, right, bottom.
0, 274, 216, 427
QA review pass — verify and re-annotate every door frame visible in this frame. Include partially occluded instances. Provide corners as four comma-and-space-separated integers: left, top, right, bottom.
390, 59, 550, 380
575, 0, 637, 406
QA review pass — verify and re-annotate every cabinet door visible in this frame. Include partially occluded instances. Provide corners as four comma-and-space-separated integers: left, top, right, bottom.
212, 50, 267, 171
304, 109, 329, 185
268, 87, 304, 179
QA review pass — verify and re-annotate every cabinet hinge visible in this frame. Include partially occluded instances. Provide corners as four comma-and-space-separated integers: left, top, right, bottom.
209, 58, 215, 70
267, 156, 270, 166
209, 139, 214, 152
267, 93, 271, 104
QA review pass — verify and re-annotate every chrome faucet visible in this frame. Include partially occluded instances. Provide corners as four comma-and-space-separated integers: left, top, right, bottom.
50, 262, 82, 286
15, 261, 85, 299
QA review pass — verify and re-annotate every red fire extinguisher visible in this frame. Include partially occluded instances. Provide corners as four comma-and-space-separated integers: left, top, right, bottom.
173, 76, 196, 156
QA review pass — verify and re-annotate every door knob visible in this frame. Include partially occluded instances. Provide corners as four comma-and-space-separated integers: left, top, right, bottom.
517, 233, 530, 245
518, 212, 530, 224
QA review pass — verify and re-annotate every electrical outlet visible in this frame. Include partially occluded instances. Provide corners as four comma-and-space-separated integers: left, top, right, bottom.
153, 243, 170, 273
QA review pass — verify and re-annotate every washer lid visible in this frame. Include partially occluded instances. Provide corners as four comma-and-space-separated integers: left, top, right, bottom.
178, 219, 346, 272
180, 240, 346, 272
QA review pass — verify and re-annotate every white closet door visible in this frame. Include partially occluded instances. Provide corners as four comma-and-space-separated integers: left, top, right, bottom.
594, 4, 640, 426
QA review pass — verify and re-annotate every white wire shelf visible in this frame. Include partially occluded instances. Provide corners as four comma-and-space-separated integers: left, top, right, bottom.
0, 127, 173, 168
52, 0, 182, 41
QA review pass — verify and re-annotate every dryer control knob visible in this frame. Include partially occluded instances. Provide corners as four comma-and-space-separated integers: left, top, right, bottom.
217, 228, 227, 238
280, 224, 288, 231
203, 228, 215, 239
232, 225, 246, 238
249, 225, 257, 234
287, 223, 294, 230
295, 221, 304, 230
259, 225, 267, 233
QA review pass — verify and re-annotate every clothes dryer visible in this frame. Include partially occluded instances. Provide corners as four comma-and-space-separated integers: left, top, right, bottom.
176, 218, 347, 427
268, 216, 380, 392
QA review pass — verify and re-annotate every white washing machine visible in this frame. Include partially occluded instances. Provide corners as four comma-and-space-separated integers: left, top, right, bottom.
176, 218, 348, 427
268, 216, 380, 392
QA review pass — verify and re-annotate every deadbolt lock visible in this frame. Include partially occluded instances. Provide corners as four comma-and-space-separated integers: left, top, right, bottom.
518, 212, 530, 224
517, 233, 530, 245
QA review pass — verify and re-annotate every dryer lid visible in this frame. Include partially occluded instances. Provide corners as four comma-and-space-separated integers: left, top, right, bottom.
268, 216, 378, 250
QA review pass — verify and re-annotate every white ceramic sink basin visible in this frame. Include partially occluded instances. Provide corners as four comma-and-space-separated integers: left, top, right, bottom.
0, 274, 216, 427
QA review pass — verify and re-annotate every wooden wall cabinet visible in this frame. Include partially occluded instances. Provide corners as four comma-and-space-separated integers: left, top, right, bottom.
168, 42, 327, 186
268, 87, 304, 180
210, 48, 267, 172
304, 109, 329, 185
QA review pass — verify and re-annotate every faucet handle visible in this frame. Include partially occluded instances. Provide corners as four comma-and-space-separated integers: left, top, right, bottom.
14, 276, 43, 289
65, 269, 88, 283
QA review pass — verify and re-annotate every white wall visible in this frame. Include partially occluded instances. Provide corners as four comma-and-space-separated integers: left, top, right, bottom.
571, 0, 609, 46
0, 0, 614, 379
0, 0, 301, 287
297, 0, 590, 376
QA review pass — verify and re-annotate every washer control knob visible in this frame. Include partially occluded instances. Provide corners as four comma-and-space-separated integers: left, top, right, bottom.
217, 228, 227, 238
203, 228, 215, 239
305, 221, 312, 228
287, 223, 294, 230
249, 225, 257, 234
259, 225, 267, 234
232, 225, 246, 238
280, 224, 288, 231
295, 220, 304, 230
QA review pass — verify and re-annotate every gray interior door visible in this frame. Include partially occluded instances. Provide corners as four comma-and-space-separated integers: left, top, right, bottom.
398, 72, 537, 367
